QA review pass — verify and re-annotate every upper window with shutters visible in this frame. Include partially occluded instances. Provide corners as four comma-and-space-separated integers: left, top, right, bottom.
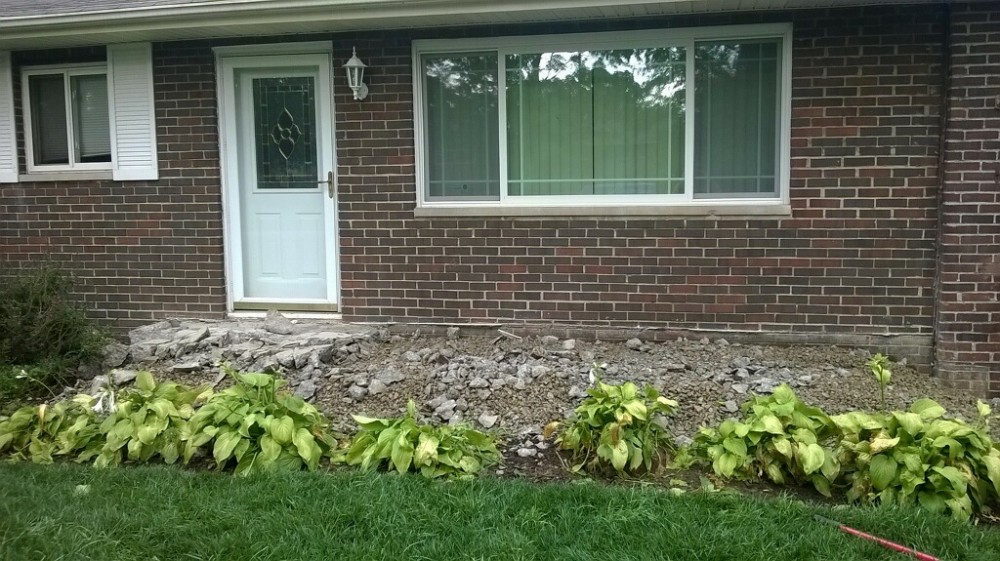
0, 43, 158, 183
412, 24, 792, 215
22, 64, 112, 172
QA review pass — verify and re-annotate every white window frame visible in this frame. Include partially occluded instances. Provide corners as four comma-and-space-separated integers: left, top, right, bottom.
22, 63, 112, 173
412, 23, 793, 214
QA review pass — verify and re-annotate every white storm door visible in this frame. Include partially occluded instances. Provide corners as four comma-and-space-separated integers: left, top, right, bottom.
220, 51, 338, 309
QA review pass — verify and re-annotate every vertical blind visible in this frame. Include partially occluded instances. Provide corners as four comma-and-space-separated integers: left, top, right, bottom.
71, 74, 111, 162
423, 53, 500, 200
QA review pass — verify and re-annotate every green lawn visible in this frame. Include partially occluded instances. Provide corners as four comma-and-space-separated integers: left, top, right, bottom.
0, 464, 997, 561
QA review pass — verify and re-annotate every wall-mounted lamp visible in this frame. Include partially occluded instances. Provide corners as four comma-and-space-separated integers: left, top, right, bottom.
343, 47, 368, 101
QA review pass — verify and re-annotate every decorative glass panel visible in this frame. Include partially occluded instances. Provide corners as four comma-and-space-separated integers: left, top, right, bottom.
694, 39, 781, 197
423, 53, 500, 201
506, 48, 686, 196
252, 76, 318, 189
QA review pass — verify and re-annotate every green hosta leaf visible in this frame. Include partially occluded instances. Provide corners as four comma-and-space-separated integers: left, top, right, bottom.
259, 434, 281, 465
796, 443, 825, 475
610, 440, 628, 472
390, 433, 414, 474
983, 454, 1000, 495
772, 437, 793, 459
870, 454, 898, 490
414, 432, 439, 466
870, 436, 900, 454
622, 400, 647, 421
213, 430, 241, 466
976, 400, 992, 418
771, 385, 795, 405
136, 371, 156, 393
714, 452, 740, 477
917, 491, 947, 514
931, 465, 968, 495
292, 428, 321, 469
811, 474, 832, 498
271, 416, 294, 445
892, 412, 924, 436
722, 437, 747, 458
458, 455, 481, 474
910, 399, 946, 420
760, 415, 784, 435
136, 424, 160, 445
352, 415, 389, 432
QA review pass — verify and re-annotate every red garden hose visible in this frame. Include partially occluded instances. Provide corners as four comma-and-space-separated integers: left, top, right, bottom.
813, 515, 941, 561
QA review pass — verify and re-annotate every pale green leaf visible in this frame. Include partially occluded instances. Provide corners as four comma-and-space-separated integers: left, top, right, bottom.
797, 443, 826, 475
271, 416, 294, 445
869, 454, 898, 490
910, 398, 946, 420
136, 371, 156, 392
212, 430, 241, 466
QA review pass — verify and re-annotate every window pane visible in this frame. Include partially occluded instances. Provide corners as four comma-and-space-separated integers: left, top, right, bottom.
29, 74, 69, 165
694, 39, 781, 197
248, 75, 318, 190
506, 48, 686, 197
423, 53, 499, 201
71, 74, 111, 163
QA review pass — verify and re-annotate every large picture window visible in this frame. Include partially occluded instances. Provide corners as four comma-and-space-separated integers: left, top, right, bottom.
414, 24, 791, 210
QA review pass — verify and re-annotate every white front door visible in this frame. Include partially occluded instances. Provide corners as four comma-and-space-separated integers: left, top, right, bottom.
218, 49, 338, 311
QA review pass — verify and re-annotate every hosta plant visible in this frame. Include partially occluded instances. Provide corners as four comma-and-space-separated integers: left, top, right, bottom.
347, 400, 499, 479
868, 353, 892, 411
183, 368, 336, 475
692, 384, 841, 496
0, 395, 103, 463
545, 376, 679, 475
95, 371, 211, 468
832, 399, 1000, 521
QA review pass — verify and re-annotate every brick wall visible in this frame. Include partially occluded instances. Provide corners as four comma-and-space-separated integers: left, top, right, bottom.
335, 5, 945, 365
935, 1, 1000, 396
0, 4, 957, 379
0, 42, 225, 330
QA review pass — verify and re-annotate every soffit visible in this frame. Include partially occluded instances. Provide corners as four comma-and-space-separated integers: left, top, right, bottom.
0, 0, 946, 50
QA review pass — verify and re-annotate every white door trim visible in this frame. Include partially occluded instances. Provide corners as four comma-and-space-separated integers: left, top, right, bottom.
215, 43, 339, 311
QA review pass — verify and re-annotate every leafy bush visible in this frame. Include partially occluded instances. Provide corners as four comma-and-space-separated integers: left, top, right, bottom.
689, 386, 1000, 520
183, 368, 336, 475
0, 395, 103, 463
832, 399, 1000, 521
691, 385, 840, 495
95, 372, 211, 468
546, 376, 678, 475
0, 265, 105, 366
347, 400, 499, 479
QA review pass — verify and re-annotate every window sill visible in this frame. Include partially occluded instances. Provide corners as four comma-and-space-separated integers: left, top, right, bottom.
413, 203, 792, 218
19, 171, 114, 182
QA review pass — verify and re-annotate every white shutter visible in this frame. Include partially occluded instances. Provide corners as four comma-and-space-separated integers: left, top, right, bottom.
0, 51, 17, 183
108, 42, 158, 181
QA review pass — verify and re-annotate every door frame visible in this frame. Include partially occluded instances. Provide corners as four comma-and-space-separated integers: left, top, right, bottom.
214, 42, 340, 312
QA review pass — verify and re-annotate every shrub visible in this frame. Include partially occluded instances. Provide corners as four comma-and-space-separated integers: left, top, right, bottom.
689, 386, 1000, 521
0, 395, 103, 463
0, 265, 104, 366
832, 399, 1000, 521
546, 375, 678, 475
183, 368, 336, 475
94, 372, 211, 468
691, 384, 840, 495
347, 400, 500, 479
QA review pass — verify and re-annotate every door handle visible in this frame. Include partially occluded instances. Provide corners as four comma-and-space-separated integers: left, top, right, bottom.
317, 171, 335, 199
